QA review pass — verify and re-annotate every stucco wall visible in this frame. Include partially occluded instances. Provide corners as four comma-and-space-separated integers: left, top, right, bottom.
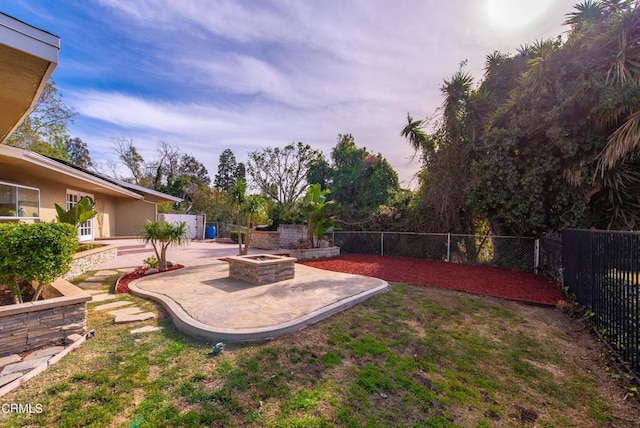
115, 199, 157, 236
0, 176, 119, 238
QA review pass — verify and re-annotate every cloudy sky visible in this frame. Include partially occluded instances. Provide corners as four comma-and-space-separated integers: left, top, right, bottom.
4, 0, 578, 188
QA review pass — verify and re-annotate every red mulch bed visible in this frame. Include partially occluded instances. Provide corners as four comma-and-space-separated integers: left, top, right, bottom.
116, 264, 184, 293
298, 254, 566, 306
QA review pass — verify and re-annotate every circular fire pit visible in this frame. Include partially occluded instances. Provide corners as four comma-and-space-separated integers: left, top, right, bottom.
227, 254, 297, 285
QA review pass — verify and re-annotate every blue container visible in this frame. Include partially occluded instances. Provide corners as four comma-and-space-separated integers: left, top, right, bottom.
205, 225, 216, 239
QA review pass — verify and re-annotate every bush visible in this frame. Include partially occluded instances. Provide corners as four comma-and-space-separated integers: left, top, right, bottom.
229, 230, 247, 244
143, 256, 159, 268
0, 222, 77, 303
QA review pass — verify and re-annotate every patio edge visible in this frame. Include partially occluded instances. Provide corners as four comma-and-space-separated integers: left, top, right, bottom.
128, 267, 389, 343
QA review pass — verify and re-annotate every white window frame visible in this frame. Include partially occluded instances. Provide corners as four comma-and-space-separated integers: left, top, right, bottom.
0, 180, 40, 219
66, 189, 94, 242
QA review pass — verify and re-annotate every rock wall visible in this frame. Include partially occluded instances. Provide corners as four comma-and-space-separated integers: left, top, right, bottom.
278, 224, 307, 249
251, 231, 281, 250
0, 279, 91, 357
63, 245, 117, 280
288, 246, 340, 260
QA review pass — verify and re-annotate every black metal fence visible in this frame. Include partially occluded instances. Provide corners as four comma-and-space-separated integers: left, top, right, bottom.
562, 229, 640, 375
330, 231, 540, 272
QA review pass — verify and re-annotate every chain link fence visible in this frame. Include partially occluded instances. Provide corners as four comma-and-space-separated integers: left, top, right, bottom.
329, 231, 540, 272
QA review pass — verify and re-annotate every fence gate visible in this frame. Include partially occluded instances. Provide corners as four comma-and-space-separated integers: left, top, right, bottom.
157, 214, 204, 239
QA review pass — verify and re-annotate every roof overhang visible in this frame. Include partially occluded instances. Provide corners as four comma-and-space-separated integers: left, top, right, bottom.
0, 13, 59, 143
0, 145, 144, 199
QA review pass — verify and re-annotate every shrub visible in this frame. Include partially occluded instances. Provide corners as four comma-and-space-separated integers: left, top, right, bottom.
0, 222, 77, 303
229, 230, 247, 244
143, 256, 159, 268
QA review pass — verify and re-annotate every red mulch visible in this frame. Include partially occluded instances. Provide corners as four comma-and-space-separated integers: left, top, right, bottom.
298, 254, 566, 306
115, 264, 184, 293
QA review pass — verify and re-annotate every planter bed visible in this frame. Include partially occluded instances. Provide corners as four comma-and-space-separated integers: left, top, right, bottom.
0, 279, 91, 357
287, 246, 340, 260
63, 244, 117, 280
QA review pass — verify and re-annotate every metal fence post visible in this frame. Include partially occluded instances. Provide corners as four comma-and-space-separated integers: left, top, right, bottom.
447, 233, 451, 262
381, 232, 384, 256
534, 239, 540, 274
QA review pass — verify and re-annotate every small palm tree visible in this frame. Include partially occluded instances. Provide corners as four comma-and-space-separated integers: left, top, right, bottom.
228, 179, 268, 255
140, 221, 189, 271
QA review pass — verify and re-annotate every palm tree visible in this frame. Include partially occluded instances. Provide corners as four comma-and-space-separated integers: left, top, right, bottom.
520, 39, 561, 96
594, 2, 640, 172
140, 221, 189, 271
228, 178, 247, 255
400, 114, 429, 152
441, 71, 473, 136
228, 178, 268, 255
563, 0, 604, 31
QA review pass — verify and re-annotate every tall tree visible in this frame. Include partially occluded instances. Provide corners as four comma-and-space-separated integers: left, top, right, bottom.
112, 137, 146, 185
5, 81, 76, 159
330, 134, 399, 222
247, 142, 322, 209
64, 137, 94, 169
214, 148, 239, 191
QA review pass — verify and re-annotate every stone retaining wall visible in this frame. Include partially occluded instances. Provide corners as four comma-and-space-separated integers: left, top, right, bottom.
251, 231, 281, 250
63, 244, 117, 280
288, 246, 340, 260
0, 279, 91, 357
278, 224, 307, 248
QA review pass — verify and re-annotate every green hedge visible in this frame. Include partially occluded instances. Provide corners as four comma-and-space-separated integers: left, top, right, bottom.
0, 222, 77, 303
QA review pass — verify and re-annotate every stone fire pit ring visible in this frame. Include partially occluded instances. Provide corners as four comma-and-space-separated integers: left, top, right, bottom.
227, 254, 297, 285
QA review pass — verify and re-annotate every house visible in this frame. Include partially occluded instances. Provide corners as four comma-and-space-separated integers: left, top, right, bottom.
0, 12, 180, 240
0, 144, 182, 239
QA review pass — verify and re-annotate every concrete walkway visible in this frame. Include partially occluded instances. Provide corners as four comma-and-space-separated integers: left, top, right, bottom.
93, 239, 388, 343
93, 239, 284, 270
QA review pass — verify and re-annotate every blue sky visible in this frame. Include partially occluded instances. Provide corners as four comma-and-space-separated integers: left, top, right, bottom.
3, 0, 577, 187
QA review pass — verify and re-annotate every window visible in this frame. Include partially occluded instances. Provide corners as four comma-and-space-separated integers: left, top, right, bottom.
0, 181, 40, 218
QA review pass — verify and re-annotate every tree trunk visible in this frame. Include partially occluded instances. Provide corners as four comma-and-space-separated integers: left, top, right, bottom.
32, 280, 47, 302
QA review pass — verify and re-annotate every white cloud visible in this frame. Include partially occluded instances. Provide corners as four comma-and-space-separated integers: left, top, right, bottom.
70, 0, 578, 188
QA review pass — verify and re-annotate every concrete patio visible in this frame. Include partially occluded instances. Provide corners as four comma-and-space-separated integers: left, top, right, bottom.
93, 240, 388, 343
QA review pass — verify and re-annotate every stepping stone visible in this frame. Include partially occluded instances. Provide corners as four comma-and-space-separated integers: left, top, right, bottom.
24, 346, 65, 361
91, 293, 117, 302
93, 301, 134, 311
0, 372, 23, 387
130, 325, 164, 334
78, 281, 105, 289
108, 307, 143, 316
1, 357, 50, 375
114, 312, 155, 324
0, 354, 21, 369
95, 270, 119, 276
84, 276, 108, 282
85, 289, 106, 295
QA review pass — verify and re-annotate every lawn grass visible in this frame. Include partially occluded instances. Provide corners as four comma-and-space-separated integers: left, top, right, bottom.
1, 279, 637, 427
